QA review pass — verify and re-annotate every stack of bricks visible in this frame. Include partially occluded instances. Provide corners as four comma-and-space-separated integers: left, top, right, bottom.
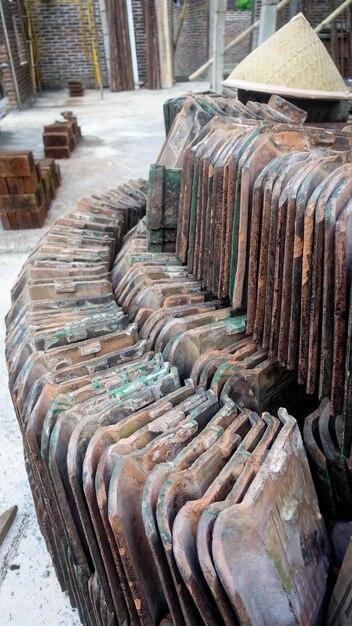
43, 112, 82, 159
68, 79, 84, 96
0, 151, 61, 230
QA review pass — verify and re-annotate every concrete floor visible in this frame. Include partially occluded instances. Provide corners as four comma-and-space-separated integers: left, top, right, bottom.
0, 82, 208, 626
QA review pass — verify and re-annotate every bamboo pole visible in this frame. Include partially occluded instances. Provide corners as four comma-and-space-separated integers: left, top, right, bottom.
173, 0, 189, 51
189, 0, 290, 81
87, 0, 103, 97
314, 0, 352, 33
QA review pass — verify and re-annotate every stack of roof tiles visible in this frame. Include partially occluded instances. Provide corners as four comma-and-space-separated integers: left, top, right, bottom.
5, 90, 352, 626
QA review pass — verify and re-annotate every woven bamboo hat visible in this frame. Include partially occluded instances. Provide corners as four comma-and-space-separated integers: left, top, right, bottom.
223, 13, 350, 100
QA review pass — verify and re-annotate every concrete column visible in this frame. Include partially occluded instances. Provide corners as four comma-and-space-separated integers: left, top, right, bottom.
289, 0, 299, 19
258, 0, 278, 45
208, 0, 215, 80
211, 0, 227, 93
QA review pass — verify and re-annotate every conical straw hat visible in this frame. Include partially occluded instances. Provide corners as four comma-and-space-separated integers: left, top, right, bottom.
223, 13, 350, 100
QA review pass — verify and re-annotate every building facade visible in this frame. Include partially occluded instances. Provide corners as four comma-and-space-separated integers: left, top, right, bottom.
1, 0, 349, 109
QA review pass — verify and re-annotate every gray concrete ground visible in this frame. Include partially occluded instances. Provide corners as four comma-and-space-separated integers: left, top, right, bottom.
0, 82, 208, 625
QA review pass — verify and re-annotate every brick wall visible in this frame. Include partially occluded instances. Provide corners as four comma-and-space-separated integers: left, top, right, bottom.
252, 1, 337, 29
173, 0, 209, 79
302, 0, 332, 28
30, 0, 109, 89
172, 2, 252, 80
134, 2, 348, 89
0, 0, 34, 109
224, 10, 252, 72
3, 0, 347, 98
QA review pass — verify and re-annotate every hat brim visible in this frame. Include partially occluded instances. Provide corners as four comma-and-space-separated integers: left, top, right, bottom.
222, 78, 351, 101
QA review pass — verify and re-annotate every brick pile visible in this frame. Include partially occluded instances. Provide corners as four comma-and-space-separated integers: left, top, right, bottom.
68, 80, 84, 97
0, 151, 61, 229
43, 112, 82, 159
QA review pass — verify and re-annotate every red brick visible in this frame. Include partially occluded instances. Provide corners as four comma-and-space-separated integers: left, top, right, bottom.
0, 178, 9, 195
43, 132, 71, 147
23, 168, 40, 193
0, 152, 35, 177
44, 146, 71, 159
6, 177, 26, 194
0, 183, 43, 213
